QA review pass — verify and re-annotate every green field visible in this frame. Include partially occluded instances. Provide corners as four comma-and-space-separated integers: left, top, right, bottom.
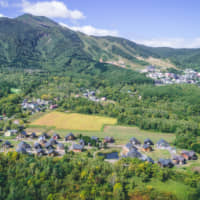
27, 124, 175, 145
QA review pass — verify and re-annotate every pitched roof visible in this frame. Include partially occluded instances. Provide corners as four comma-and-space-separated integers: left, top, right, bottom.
130, 137, 141, 144
126, 149, 142, 158
158, 158, 173, 166
65, 132, 75, 138
16, 147, 27, 154
34, 142, 42, 149
49, 138, 58, 145
125, 143, 137, 150
157, 139, 169, 147
144, 138, 154, 145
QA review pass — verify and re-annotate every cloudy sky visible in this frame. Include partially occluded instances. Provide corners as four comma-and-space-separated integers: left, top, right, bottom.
1, 0, 200, 48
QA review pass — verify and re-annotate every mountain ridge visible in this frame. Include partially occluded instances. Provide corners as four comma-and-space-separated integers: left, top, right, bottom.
0, 14, 200, 71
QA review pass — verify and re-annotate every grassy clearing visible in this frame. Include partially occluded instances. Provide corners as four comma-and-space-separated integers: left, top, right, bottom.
149, 179, 192, 200
31, 111, 117, 131
103, 126, 175, 144
26, 124, 175, 145
144, 149, 171, 160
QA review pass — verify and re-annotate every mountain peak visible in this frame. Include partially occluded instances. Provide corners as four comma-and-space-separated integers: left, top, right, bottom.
16, 13, 58, 27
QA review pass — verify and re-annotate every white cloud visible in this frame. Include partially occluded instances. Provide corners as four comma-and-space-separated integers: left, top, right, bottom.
21, 0, 85, 19
0, 0, 8, 8
59, 22, 118, 37
135, 38, 200, 48
0, 13, 4, 17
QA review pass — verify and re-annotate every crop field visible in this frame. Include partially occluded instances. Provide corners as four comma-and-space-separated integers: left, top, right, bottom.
30, 111, 117, 131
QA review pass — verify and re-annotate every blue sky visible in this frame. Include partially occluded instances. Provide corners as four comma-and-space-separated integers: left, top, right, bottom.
1, 0, 200, 48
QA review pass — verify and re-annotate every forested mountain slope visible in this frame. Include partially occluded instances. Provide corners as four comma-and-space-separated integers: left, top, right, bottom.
1, 14, 200, 71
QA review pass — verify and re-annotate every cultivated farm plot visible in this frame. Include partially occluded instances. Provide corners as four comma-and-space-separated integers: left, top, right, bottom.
30, 111, 117, 131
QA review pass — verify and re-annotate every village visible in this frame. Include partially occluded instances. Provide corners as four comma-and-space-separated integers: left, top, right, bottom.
141, 66, 200, 85
0, 129, 198, 168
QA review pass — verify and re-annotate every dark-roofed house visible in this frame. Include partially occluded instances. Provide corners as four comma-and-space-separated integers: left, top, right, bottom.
44, 142, 55, 150
144, 138, 154, 146
49, 138, 58, 145
144, 156, 154, 164
52, 133, 61, 140
122, 143, 137, 155
156, 139, 170, 149
18, 141, 31, 150
0, 139, 2, 143
142, 144, 153, 152
91, 136, 99, 142
126, 149, 142, 159
71, 144, 84, 152
104, 136, 115, 143
38, 136, 46, 144
172, 155, 186, 165
48, 149, 58, 156
34, 142, 42, 149
2, 141, 12, 149
181, 150, 197, 160
16, 147, 27, 154
158, 159, 174, 168
30, 132, 37, 139
17, 131, 28, 139
42, 133, 50, 139
130, 137, 141, 146
36, 148, 46, 156
79, 139, 85, 146
65, 133, 76, 141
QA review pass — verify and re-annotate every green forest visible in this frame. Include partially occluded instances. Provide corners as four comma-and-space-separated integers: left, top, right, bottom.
0, 152, 200, 200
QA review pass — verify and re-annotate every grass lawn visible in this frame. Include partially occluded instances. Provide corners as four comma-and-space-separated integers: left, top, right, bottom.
26, 124, 175, 145
144, 149, 171, 160
149, 179, 192, 200
30, 111, 117, 131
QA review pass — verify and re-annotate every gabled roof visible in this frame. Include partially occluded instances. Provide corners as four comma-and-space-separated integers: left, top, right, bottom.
172, 155, 185, 161
130, 137, 141, 144
158, 158, 173, 166
36, 148, 45, 154
48, 149, 57, 155
49, 138, 58, 145
34, 142, 42, 149
18, 141, 31, 149
157, 139, 169, 147
65, 132, 75, 138
182, 150, 196, 157
144, 138, 154, 145
125, 143, 134, 150
3, 141, 11, 146
44, 142, 54, 149
53, 133, 60, 138
126, 149, 142, 158
21, 131, 27, 136
30, 132, 37, 137
42, 133, 50, 138
16, 147, 27, 154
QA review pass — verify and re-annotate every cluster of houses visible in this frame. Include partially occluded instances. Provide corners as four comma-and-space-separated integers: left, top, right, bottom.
21, 98, 58, 114
121, 137, 198, 167
141, 66, 200, 85
75, 90, 106, 102
1, 131, 115, 156
0, 130, 198, 168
